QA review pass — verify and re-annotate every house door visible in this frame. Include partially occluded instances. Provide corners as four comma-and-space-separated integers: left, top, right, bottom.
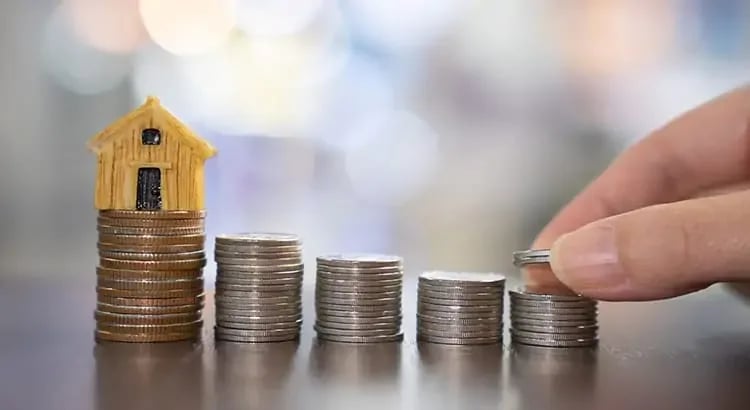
136, 167, 162, 210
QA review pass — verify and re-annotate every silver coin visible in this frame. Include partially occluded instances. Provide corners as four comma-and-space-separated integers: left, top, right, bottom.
417, 289, 503, 301
416, 313, 501, 325
510, 335, 598, 348
215, 233, 300, 246
216, 291, 300, 302
510, 317, 596, 327
315, 314, 401, 325
509, 298, 597, 309
316, 296, 401, 307
215, 281, 302, 292
315, 289, 401, 300
315, 320, 401, 332
316, 266, 404, 276
418, 281, 504, 292
216, 263, 304, 273
314, 324, 401, 337
417, 302, 502, 314
510, 305, 596, 315
216, 307, 301, 317
510, 311, 597, 321
419, 271, 506, 286
316, 283, 402, 294
214, 249, 300, 258
317, 276, 402, 287
315, 307, 400, 318
215, 243, 301, 254
316, 253, 402, 268
417, 335, 500, 345
214, 326, 300, 337
215, 333, 299, 343
509, 289, 591, 302
215, 256, 303, 266
317, 333, 403, 344
511, 323, 598, 334
216, 300, 302, 310
216, 285, 302, 296
510, 329, 597, 340
418, 296, 501, 307
217, 269, 303, 280
417, 327, 502, 339
417, 320, 500, 333
512, 249, 551, 266
216, 319, 302, 331
216, 312, 302, 323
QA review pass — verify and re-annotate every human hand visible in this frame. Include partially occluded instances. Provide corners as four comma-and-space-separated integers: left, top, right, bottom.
527, 86, 750, 301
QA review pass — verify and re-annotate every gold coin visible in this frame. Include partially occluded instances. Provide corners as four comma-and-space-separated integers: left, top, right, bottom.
98, 250, 205, 261
97, 242, 204, 253
97, 277, 204, 291
99, 210, 206, 220
96, 286, 203, 299
95, 310, 202, 325
97, 216, 204, 228
97, 294, 205, 306
96, 302, 202, 315
96, 320, 203, 334
99, 258, 207, 270
95, 329, 200, 343
98, 234, 205, 246
97, 225, 204, 236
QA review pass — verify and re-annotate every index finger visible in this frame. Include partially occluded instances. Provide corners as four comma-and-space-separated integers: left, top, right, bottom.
526, 86, 750, 290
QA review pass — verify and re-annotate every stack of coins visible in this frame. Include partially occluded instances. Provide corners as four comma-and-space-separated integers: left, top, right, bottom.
510, 248, 598, 348
314, 254, 403, 343
95, 210, 206, 343
214, 233, 303, 343
416, 271, 506, 345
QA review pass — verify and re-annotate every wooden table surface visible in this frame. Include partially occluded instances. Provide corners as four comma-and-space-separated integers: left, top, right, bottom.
2, 278, 750, 410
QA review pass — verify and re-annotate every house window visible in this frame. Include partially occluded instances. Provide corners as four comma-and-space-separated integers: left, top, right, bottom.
142, 128, 161, 145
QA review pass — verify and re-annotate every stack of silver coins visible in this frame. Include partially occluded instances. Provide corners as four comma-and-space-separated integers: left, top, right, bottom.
214, 233, 303, 343
510, 249, 598, 347
417, 271, 506, 345
95, 210, 206, 343
314, 254, 403, 343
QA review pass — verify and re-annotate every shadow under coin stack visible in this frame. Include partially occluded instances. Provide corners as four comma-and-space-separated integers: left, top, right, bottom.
95, 210, 206, 343
417, 271, 506, 345
214, 233, 303, 343
314, 254, 404, 343
510, 249, 598, 347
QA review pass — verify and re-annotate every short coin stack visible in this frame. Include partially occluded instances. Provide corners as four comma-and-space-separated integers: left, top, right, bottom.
509, 290, 598, 347
314, 254, 404, 343
214, 233, 303, 343
95, 210, 206, 343
417, 271, 506, 345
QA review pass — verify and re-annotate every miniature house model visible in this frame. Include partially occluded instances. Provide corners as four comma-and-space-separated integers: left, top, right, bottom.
87, 97, 217, 211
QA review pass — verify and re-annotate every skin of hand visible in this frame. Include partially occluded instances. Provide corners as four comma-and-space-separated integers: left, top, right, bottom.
528, 86, 750, 301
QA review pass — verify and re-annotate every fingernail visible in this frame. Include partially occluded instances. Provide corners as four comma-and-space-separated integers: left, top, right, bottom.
550, 223, 627, 291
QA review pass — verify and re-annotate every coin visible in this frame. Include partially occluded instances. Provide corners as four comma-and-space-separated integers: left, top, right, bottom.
509, 298, 597, 309
216, 306, 301, 317
95, 329, 199, 343
510, 317, 597, 327
510, 304, 596, 314
99, 258, 207, 270
97, 294, 205, 307
217, 263, 304, 273
97, 225, 205, 236
316, 254, 402, 268
509, 290, 590, 302
216, 282, 302, 292
417, 302, 502, 314
512, 323, 598, 334
418, 296, 500, 307
510, 328, 596, 340
214, 333, 299, 343
216, 320, 302, 331
417, 321, 500, 334
510, 335, 598, 348
96, 286, 204, 299
316, 296, 401, 307
315, 320, 401, 331
417, 289, 503, 301
417, 282, 504, 294
512, 249, 551, 266
315, 314, 402, 325
510, 311, 597, 321
315, 307, 400, 318
97, 277, 204, 291
97, 216, 204, 228
216, 313, 302, 324
214, 249, 300, 259
98, 250, 205, 261
99, 210, 206, 219
214, 244, 301, 254
314, 289, 401, 300
96, 302, 202, 315
315, 271, 403, 282
417, 314, 501, 326
417, 326, 502, 339
97, 242, 205, 253
96, 267, 203, 281
214, 326, 300, 338
417, 335, 500, 345
94, 310, 202, 325
419, 271, 506, 286
215, 233, 300, 246
316, 333, 403, 344
97, 320, 203, 334
98, 234, 205, 246
316, 277, 402, 287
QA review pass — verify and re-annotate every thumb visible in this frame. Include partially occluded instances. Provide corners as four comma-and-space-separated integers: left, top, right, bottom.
549, 190, 750, 301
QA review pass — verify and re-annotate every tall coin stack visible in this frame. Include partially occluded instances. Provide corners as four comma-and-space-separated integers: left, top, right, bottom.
214, 233, 303, 343
417, 271, 506, 345
314, 254, 404, 343
95, 210, 206, 343
509, 290, 598, 347
511, 248, 598, 348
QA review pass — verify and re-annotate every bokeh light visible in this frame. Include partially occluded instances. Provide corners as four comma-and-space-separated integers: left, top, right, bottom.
235, 0, 325, 37
344, 110, 440, 205
346, 0, 463, 52
139, 0, 237, 55
42, 5, 132, 95
63, 0, 147, 54
131, 45, 196, 119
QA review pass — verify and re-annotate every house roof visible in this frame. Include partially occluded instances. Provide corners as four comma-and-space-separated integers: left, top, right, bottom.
87, 96, 218, 158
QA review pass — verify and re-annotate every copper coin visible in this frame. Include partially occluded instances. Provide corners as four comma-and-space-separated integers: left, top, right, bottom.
96, 267, 203, 281
98, 233, 205, 246
99, 210, 206, 220
97, 294, 205, 306
99, 258, 207, 270
96, 286, 203, 299
97, 277, 204, 291
98, 242, 204, 253
95, 329, 199, 343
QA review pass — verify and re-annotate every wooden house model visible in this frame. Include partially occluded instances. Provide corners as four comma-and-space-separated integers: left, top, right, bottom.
87, 97, 217, 211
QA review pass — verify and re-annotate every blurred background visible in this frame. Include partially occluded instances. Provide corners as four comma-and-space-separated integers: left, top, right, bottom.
1, 0, 748, 283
